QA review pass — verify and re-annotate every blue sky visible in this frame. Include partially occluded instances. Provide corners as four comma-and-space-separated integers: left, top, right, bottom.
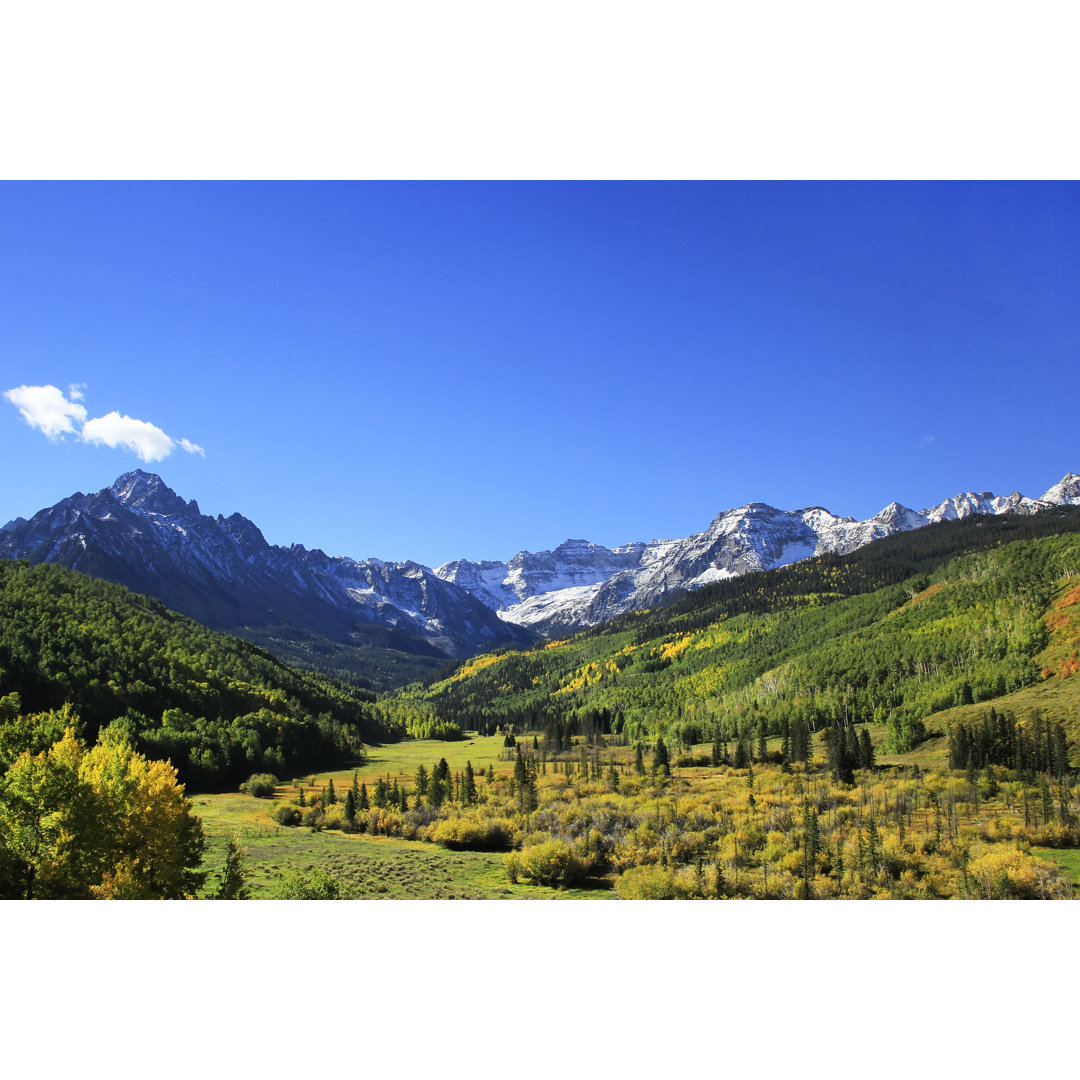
2, 181, 1078, 567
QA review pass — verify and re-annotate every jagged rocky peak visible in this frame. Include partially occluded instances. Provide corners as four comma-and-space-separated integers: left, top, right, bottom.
217, 511, 269, 558
109, 470, 196, 517
1041, 473, 1080, 504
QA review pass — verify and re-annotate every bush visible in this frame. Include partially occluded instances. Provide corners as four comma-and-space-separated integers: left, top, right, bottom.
431, 816, 515, 851
614, 865, 677, 899
241, 773, 278, 798
518, 840, 587, 888
674, 753, 711, 768
274, 867, 346, 899
271, 803, 302, 826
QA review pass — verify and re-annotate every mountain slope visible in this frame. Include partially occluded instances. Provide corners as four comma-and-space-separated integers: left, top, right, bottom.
388, 507, 1080, 756
3, 471, 1077, 686
0, 560, 384, 789
0, 471, 533, 688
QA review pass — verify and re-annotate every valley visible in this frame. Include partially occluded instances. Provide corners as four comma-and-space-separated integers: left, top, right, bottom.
3, 492, 1079, 899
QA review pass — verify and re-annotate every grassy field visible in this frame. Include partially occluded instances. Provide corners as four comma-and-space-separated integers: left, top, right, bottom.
192, 737, 611, 899
1032, 847, 1080, 888
273, 733, 513, 804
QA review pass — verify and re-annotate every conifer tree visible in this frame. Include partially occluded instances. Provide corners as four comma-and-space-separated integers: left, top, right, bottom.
358, 782, 370, 811
634, 743, 644, 775
215, 834, 251, 900
653, 736, 670, 772
858, 728, 874, 771
463, 760, 477, 805
414, 763, 429, 797
866, 816, 881, 871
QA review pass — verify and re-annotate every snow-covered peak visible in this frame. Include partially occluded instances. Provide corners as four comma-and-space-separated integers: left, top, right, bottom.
109, 470, 195, 518
1040, 473, 1080, 506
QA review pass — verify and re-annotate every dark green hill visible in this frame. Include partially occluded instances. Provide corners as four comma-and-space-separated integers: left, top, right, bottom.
0, 560, 391, 790
385, 507, 1080, 756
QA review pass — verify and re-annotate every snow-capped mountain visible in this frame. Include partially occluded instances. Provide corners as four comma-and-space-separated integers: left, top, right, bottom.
3, 470, 1078, 662
434, 474, 1080, 634
0, 471, 532, 660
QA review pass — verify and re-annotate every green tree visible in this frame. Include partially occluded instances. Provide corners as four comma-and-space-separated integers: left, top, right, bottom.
215, 834, 251, 899
858, 728, 874, 770
653, 736, 670, 772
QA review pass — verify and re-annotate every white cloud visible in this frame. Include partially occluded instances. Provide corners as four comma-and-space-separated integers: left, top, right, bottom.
6, 381, 206, 462
178, 438, 205, 457
81, 411, 178, 463
3, 383, 88, 439
919, 434, 936, 449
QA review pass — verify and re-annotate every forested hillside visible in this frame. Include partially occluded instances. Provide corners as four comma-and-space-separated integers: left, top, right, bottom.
0, 560, 386, 789
383, 508, 1080, 755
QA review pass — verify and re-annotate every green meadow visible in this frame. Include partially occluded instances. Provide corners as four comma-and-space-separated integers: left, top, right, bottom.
193, 736, 609, 899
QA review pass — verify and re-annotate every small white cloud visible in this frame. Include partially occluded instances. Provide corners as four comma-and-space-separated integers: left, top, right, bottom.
919, 435, 936, 449
81, 411, 178, 463
3, 383, 88, 439
6, 381, 205, 462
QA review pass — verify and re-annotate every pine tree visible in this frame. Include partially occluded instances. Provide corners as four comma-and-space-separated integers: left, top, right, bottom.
358, 782, 370, 811
634, 743, 645, 775
858, 728, 874, 770
215, 834, 251, 900
414, 763, 429, 796
463, 760, 477, 805
344, 789, 356, 823
326, 778, 337, 805
653, 736, 670, 772
866, 816, 881, 871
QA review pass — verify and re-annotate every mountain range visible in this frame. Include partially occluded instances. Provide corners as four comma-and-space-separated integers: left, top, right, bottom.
2, 470, 1078, 685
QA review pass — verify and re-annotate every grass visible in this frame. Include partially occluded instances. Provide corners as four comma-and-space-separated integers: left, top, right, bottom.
1032, 847, 1080, 888
275, 734, 514, 804
192, 780, 609, 901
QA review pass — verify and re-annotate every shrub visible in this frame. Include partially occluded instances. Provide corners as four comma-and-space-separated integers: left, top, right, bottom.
518, 840, 587, 888
431, 815, 515, 851
241, 773, 277, 798
503, 851, 522, 884
271, 803, 302, 826
274, 867, 346, 899
614, 865, 677, 899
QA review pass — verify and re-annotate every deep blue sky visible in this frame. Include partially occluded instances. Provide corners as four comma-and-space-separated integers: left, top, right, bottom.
2, 181, 1077, 566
